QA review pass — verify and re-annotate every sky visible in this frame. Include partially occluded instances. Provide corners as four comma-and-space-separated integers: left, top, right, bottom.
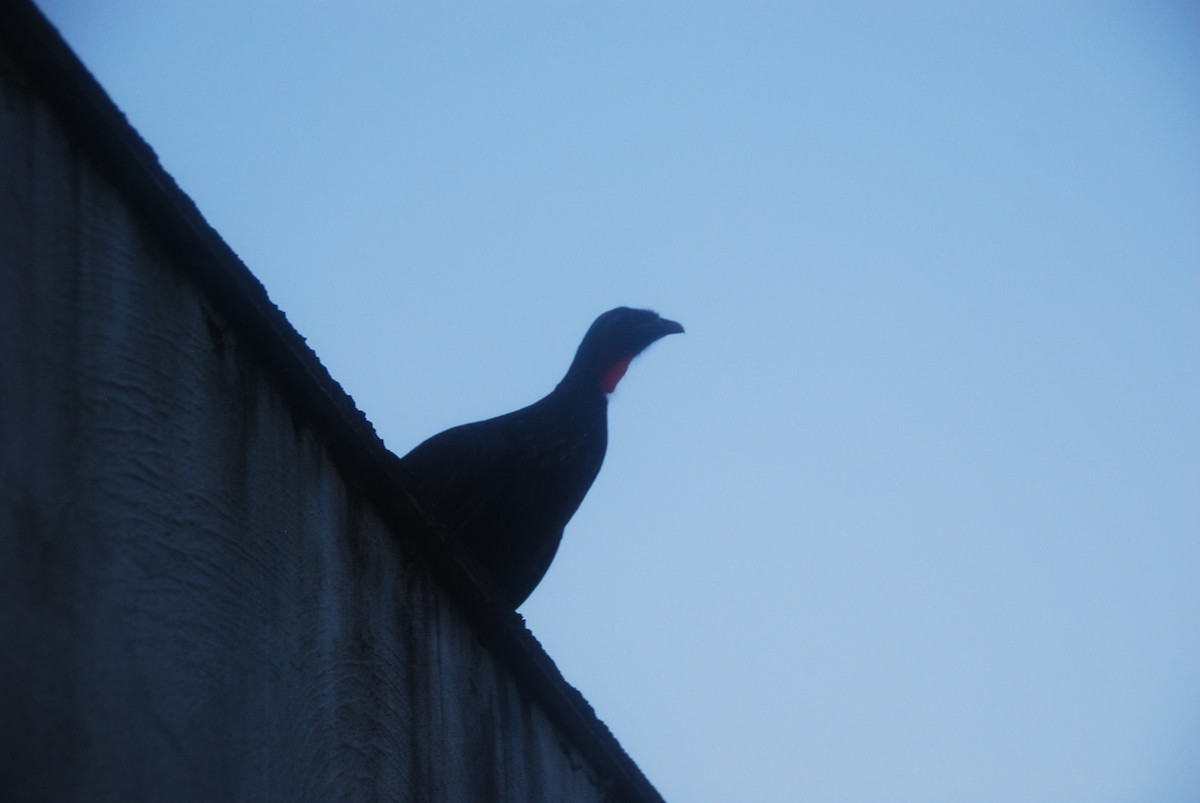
34, 2, 1199, 800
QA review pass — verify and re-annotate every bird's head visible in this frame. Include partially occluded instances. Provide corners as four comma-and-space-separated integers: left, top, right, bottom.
564, 307, 684, 394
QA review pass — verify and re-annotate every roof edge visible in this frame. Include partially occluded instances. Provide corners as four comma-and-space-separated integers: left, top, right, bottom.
2, 2, 663, 800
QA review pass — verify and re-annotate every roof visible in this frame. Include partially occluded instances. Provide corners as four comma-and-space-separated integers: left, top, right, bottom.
0, 2, 662, 800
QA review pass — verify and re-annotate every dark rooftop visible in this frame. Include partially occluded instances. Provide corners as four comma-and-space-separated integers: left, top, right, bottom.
1, 1, 662, 799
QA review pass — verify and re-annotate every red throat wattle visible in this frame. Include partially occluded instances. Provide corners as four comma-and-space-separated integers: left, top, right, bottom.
601, 355, 634, 393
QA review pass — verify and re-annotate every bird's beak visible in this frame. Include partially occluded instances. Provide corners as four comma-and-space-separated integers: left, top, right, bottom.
651, 317, 685, 339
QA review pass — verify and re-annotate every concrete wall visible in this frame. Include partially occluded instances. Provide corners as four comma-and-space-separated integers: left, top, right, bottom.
0, 4, 659, 801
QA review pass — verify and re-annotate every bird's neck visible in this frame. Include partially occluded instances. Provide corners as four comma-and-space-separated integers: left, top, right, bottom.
600, 355, 633, 393
561, 349, 633, 396
553, 367, 613, 403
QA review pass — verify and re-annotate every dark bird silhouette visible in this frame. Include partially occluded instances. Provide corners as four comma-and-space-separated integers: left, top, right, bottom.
397, 307, 683, 608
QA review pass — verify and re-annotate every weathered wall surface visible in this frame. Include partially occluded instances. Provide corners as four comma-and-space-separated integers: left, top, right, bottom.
0, 6, 657, 801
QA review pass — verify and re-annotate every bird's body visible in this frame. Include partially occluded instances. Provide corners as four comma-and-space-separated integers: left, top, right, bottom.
397, 307, 682, 608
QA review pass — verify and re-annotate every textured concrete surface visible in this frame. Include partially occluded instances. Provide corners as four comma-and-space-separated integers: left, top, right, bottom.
0, 3, 660, 800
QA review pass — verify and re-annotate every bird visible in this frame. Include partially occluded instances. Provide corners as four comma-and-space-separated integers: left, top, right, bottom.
396, 307, 683, 609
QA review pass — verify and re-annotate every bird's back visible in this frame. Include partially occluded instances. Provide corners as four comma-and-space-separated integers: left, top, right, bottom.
398, 389, 608, 606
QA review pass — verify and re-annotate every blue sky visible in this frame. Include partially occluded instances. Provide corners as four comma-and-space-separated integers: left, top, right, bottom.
37, 2, 1199, 800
